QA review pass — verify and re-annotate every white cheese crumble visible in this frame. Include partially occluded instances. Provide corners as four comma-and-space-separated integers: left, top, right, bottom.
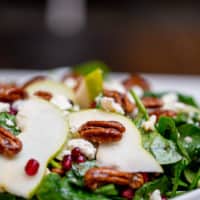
64, 77, 77, 89
131, 85, 144, 98
12, 100, 25, 110
150, 189, 162, 200
162, 93, 178, 104
0, 102, 10, 113
56, 149, 71, 160
142, 115, 157, 131
184, 136, 193, 143
162, 102, 186, 112
103, 80, 126, 93
51, 95, 73, 110
96, 96, 125, 115
5, 119, 14, 126
68, 138, 96, 160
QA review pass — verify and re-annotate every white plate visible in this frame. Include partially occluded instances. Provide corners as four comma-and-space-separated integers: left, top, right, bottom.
0, 69, 199, 200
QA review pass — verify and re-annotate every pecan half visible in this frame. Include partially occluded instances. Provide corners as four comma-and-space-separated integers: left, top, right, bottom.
0, 84, 27, 102
34, 90, 53, 101
62, 73, 82, 91
84, 167, 144, 190
103, 90, 135, 113
0, 127, 22, 157
122, 74, 150, 91
22, 76, 46, 89
142, 97, 163, 108
78, 121, 125, 144
150, 109, 177, 119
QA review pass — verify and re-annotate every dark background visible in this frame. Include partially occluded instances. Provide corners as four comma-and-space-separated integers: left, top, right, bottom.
1, 1, 200, 74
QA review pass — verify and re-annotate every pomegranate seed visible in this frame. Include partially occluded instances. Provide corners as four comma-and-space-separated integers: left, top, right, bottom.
142, 173, 149, 183
71, 147, 81, 161
9, 107, 18, 115
162, 196, 168, 200
62, 155, 72, 171
121, 188, 134, 199
76, 154, 86, 163
25, 159, 40, 176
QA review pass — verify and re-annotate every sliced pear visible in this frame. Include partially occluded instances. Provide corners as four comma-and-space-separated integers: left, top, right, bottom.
68, 109, 163, 173
75, 69, 103, 108
0, 98, 68, 198
24, 79, 75, 102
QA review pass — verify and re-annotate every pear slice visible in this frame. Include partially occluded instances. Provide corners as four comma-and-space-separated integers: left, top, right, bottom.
68, 109, 163, 173
25, 79, 75, 102
75, 69, 103, 108
0, 98, 68, 198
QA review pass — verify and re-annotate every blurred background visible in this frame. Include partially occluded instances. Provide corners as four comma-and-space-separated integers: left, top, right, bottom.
1, 0, 200, 74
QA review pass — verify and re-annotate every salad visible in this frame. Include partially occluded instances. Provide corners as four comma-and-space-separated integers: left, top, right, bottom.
0, 62, 199, 200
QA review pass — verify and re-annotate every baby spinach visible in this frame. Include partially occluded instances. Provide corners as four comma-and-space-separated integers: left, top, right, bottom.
94, 184, 118, 196
134, 176, 170, 200
178, 93, 199, 108
0, 112, 20, 136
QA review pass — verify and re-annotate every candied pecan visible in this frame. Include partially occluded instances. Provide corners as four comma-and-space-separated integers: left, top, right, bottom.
122, 74, 150, 91
150, 109, 177, 119
142, 97, 163, 108
0, 84, 27, 102
51, 168, 65, 175
78, 121, 125, 144
84, 167, 144, 190
34, 90, 53, 101
22, 76, 46, 89
62, 73, 82, 91
103, 89, 135, 113
0, 127, 22, 157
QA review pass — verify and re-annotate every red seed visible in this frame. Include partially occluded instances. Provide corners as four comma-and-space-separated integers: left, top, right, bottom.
162, 196, 168, 200
71, 147, 81, 161
9, 107, 18, 115
121, 188, 134, 199
76, 154, 86, 163
62, 155, 72, 171
142, 172, 149, 183
25, 159, 40, 176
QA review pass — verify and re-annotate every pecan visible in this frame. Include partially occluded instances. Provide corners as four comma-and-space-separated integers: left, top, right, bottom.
142, 97, 163, 108
122, 74, 150, 91
0, 127, 22, 157
22, 76, 46, 89
84, 167, 144, 190
78, 121, 125, 144
150, 109, 177, 119
103, 89, 135, 113
51, 168, 65, 175
34, 90, 53, 101
62, 73, 82, 91
0, 84, 27, 102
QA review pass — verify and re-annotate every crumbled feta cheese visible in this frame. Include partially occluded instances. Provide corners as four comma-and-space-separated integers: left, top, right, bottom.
131, 86, 144, 98
184, 136, 193, 143
51, 95, 73, 110
162, 102, 186, 112
5, 119, 14, 126
150, 189, 162, 200
142, 115, 157, 131
162, 93, 178, 104
64, 77, 77, 89
96, 96, 125, 114
12, 100, 25, 110
104, 80, 126, 93
0, 102, 10, 113
68, 139, 96, 160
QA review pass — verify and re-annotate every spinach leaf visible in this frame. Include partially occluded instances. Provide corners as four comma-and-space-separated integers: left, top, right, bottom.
143, 91, 167, 98
178, 124, 200, 163
134, 176, 170, 200
0, 193, 36, 200
142, 132, 182, 165
66, 161, 96, 187
94, 184, 118, 196
74, 61, 110, 78
0, 112, 20, 136
178, 93, 199, 108
36, 173, 111, 200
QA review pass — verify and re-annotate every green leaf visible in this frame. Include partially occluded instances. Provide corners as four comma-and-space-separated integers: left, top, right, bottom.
134, 176, 170, 200
143, 91, 167, 98
74, 61, 110, 78
178, 93, 199, 108
94, 184, 118, 196
0, 112, 20, 136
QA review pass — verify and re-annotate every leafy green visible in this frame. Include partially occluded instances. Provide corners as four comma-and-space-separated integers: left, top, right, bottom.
178, 93, 199, 108
94, 184, 118, 196
0, 193, 36, 200
36, 173, 111, 200
0, 112, 20, 136
134, 176, 170, 200
178, 124, 200, 163
142, 132, 182, 165
143, 91, 167, 98
74, 61, 110, 78
66, 161, 96, 187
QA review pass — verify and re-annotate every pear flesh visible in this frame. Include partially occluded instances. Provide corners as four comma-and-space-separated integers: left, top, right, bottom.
0, 98, 68, 198
69, 109, 163, 173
